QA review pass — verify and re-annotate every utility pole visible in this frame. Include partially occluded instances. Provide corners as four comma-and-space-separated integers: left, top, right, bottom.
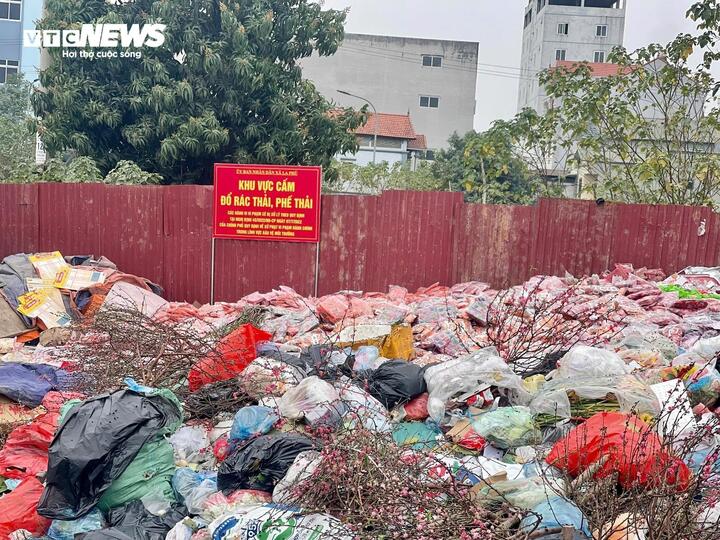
337, 90, 378, 164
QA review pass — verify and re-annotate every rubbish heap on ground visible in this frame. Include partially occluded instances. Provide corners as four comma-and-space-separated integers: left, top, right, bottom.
0, 251, 719, 540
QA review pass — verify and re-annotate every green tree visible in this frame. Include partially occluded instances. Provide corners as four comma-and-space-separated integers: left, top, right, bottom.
34, 0, 364, 183
431, 113, 562, 204
540, 39, 720, 205
0, 75, 35, 182
330, 161, 445, 194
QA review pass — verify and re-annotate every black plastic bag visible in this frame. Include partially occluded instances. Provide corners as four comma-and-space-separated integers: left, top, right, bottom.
38, 389, 182, 520
218, 433, 316, 493
78, 501, 187, 540
355, 360, 428, 410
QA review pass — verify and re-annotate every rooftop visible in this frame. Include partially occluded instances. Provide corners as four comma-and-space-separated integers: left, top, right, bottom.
554, 60, 634, 77
355, 113, 418, 140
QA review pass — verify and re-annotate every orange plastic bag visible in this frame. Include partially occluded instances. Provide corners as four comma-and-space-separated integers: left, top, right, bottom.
189, 324, 271, 391
0, 477, 51, 538
546, 412, 690, 490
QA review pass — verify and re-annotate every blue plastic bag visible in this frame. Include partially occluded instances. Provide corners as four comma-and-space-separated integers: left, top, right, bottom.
172, 467, 218, 515
47, 508, 105, 540
229, 406, 279, 441
520, 496, 590, 537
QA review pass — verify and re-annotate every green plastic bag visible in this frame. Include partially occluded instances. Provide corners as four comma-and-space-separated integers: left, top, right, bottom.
392, 422, 442, 450
472, 406, 539, 449
98, 437, 177, 511
57, 387, 183, 512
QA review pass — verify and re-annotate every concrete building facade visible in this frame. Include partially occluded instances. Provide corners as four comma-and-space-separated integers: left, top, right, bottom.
0, 0, 42, 83
518, 0, 626, 113
301, 33, 479, 151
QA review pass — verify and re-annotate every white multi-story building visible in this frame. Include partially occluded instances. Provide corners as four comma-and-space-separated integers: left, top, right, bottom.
518, 0, 627, 114
301, 33, 479, 152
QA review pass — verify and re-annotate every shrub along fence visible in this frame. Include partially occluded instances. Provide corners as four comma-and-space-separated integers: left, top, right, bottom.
1, 183, 718, 302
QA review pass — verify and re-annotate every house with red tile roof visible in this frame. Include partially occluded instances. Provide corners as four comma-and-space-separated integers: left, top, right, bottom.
339, 112, 431, 168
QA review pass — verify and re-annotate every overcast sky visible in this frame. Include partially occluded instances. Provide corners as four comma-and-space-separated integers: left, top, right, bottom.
321, 0, 700, 131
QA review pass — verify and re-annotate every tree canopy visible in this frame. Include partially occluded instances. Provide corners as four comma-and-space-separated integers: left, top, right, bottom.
34, 0, 364, 183
0, 75, 35, 181
540, 40, 720, 206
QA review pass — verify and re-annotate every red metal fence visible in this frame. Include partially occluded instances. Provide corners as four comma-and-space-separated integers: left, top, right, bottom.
1, 184, 718, 302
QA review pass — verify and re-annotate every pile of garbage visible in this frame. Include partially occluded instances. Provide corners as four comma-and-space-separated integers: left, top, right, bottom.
0, 251, 719, 540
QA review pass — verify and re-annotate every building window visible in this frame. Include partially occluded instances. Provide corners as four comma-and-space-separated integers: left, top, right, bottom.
557, 23, 569, 35
0, 0, 21, 21
596, 24, 608, 37
594, 51, 605, 63
537, 0, 546, 12
0, 60, 19, 84
419, 96, 439, 108
422, 55, 442, 68
555, 49, 566, 61
524, 10, 532, 28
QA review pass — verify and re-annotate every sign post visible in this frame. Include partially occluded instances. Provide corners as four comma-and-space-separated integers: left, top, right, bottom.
211, 164, 322, 303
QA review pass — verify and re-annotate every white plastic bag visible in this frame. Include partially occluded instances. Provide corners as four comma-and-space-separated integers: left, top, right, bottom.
169, 425, 211, 465
691, 335, 720, 360
554, 346, 630, 379
272, 450, 322, 504
278, 376, 346, 426
424, 347, 527, 423
529, 375, 661, 418
335, 378, 392, 433
241, 357, 304, 399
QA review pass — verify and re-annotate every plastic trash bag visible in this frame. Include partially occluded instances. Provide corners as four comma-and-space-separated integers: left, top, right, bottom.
47, 508, 105, 540
424, 347, 527, 422
547, 412, 691, 490
278, 376, 346, 427
529, 375, 662, 418
229, 406, 279, 441
81, 500, 187, 540
0, 401, 59, 479
400, 392, 430, 421
209, 505, 353, 540
189, 324, 271, 392
0, 477, 51, 538
202, 490, 272, 521
474, 476, 558, 510
690, 335, 720, 359
240, 357, 304, 399
172, 468, 218, 516
355, 360, 428, 410
169, 425, 211, 466
272, 450, 322, 504
38, 387, 183, 520
218, 433, 316, 493
335, 378, 392, 433
520, 496, 591, 537
472, 406, 540, 449
351, 346, 384, 371
555, 346, 631, 379
392, 422, 443, 450
98, 436, 178, 512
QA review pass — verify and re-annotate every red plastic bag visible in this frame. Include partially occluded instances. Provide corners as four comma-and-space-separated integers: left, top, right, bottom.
456, 428, 486, 451
404, 393, 429, 421
0, 392, 82, 480
0, 477, 51, 538
189, 324, 271, 391
0, 412, 58, 480
546, 412, 690, 490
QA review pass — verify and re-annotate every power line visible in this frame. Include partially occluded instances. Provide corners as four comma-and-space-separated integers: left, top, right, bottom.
332, 45, 537, 81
